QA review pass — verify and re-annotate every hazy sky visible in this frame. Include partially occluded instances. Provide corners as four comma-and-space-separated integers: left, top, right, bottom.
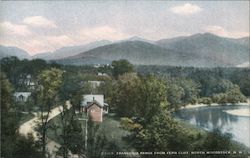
0, 1, 249, 55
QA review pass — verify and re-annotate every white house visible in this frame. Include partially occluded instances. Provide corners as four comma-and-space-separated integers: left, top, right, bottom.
97, 72, 108, 76
14, 92, 31, 102
87, 81, 104, 89
81, 94, 109, 114
18, 74, 36, 90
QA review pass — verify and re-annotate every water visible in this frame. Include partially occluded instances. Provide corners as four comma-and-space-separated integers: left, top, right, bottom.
174, 105, 250, 147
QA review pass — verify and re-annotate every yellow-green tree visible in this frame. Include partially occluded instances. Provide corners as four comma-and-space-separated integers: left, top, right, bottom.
37, 68, 63, 156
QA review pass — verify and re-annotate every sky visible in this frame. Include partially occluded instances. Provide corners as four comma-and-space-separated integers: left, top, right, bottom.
0, 1, 249, 55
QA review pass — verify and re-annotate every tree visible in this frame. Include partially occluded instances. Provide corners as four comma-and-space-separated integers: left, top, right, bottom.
111, 59, 134, 78
111, 73, 168, 123
55, 103, 84, 158
1, 72, 42, 158
166, 82, 185, 109
1, 72, 17, 157
124, 111, 191, 152
0, 72, 13, 112
195, 129, 234, 158
238, 76, 250, 96
13, 134, 42, 158
36, 68, 63, 156
111, 73, 141, 116
175, 78, 200, 104
138, 75, 168, 123
87, 120, 107, 158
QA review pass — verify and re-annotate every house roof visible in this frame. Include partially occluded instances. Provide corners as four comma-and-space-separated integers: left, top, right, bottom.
104, 103, 109, 107
82, 94, 104, 107
86, 100, 103, 109
14, 92, 31, 98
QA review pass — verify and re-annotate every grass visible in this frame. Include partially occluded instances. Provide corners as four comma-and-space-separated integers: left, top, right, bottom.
47, 112, 135, 152
99, 113, 133, 151
13, 112, 35, 125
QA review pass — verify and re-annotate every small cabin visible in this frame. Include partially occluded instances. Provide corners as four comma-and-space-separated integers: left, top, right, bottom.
14, 92, 31, 102
87, 81, 104, 89
81, 94, 109, 122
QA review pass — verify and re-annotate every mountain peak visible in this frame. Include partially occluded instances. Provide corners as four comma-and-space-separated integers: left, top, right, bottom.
124, 36, 154, 44
128, 36, 145, 40
191, 32, 218, 38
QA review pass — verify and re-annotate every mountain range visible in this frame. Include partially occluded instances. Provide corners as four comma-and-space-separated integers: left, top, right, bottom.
0, 45, 30, 59
32, 40, 112, 60
0, 33, 249, 67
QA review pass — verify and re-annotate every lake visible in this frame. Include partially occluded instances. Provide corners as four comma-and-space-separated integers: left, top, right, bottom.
174, 105, 250, 147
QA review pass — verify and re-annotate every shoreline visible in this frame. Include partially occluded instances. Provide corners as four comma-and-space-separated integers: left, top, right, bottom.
179, 100, 250, 117
223, 109, 250, 117
182, 102, 250, 110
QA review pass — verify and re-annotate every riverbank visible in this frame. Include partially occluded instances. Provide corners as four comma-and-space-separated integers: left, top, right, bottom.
183, 102, 249, 109
179, 99, 250, 117
224, 109, 250, 117
182, 99, 250, 109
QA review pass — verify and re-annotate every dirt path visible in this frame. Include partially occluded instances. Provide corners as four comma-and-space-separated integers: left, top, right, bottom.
19, 101, 73, 157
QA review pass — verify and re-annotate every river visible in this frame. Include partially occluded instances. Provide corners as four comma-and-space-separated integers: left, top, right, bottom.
174, 105, 250, 147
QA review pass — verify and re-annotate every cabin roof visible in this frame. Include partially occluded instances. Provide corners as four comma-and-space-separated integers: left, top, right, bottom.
86, 100, 103, 109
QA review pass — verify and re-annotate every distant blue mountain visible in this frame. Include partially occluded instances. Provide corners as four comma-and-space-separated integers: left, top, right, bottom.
156, 33, 250, 66
0, 45, 30, 59
57, 33, 250, 67
32, 40, 112, 60
1, 33, 249, 67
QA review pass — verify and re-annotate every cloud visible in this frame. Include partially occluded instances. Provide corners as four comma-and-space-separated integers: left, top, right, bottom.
171, 3, 202, 15
23, 16, 57, 28
204, 25, 249, 38
45, 35, 75, 47
23, 35, 75, 54
0, 21, 32, 36
0, 26, 128, 54
80, 26, 129, 42
0, 35, 76, 55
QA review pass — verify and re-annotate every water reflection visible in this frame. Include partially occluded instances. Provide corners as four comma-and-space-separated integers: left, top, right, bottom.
174, 105, 250, 147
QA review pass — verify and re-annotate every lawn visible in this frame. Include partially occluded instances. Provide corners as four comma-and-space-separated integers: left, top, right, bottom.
16, 112, 35, 125
99, 113, 134, 151
47, 112, 135, 153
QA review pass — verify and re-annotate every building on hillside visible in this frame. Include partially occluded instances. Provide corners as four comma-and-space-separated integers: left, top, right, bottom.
18, 74, 36, 90
14, 92, 31, 102
97, 72, 108, 76
87, 81, 104, 89
81, 94, 109, 122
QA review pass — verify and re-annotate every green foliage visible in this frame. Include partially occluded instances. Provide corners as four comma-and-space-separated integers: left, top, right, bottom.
166, 83, 185, 109
120, 117, 143, 131
0, 72, 13, 111
133, 111, 192, 152
226, 87, 246, 103
201, 129, 233, 151
198, 97, 212, 105
212, 87, 246, 104
87, 120, 107, 158
13, 134, 43, 158
1, 72, 42, 158
111, 73, 141, 116
37, 68, 63, 100
138, 75, 168, 122
97, 79, 114, 106
111, 73, 168, 122
165, 78, 200, 109
36, 68, 64, 156
58, 107, 83, 157
111, 59, 134, 78
0, 57, 57, 91
137, 65, 250, 97
174, 78, 200, 104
